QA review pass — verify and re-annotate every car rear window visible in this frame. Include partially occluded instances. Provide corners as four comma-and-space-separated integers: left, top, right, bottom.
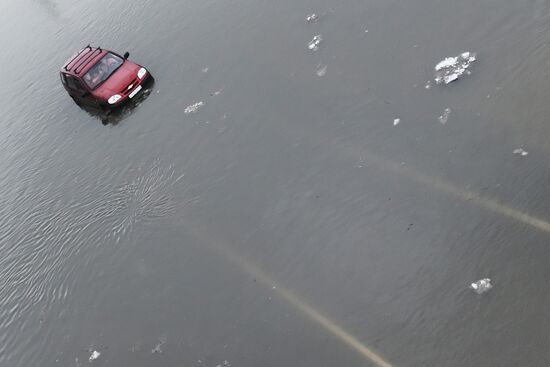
83, 53, 123, 89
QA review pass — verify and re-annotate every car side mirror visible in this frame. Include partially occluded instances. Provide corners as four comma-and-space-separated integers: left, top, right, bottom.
123, 52, 130, 59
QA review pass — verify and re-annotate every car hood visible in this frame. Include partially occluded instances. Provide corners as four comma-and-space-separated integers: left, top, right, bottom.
94, 61, 140, 98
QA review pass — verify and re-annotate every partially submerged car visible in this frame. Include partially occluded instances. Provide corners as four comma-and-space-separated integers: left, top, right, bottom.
60, 45, 150, 109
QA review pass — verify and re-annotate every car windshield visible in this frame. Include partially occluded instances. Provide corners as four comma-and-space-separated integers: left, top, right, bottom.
82, 53, 124, 89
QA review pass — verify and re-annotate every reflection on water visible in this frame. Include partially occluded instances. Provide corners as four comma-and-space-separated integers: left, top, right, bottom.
74, 78, 155, 125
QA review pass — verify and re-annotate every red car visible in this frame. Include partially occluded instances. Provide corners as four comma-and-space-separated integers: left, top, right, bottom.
60, 45, 150, 109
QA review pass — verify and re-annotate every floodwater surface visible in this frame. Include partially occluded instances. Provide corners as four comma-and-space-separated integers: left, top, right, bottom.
2, 0, 550, 366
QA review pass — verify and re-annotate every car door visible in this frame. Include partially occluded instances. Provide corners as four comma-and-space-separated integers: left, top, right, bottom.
66, 75, 96, 107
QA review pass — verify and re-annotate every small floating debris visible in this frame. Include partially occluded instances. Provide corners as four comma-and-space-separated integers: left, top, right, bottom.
425, 81, 431, 90
393, 118, 401, 126
210, 88, 223, 97
306, 13, 318, 22
202, 67, 209, 73
438, 108, 451, 124
470, 278, 492, 294
513, 148, 528, 156
308, 35, 323, 51
216, 360, 232, 367
184, 101, 204, 114
151, 342, 163, 354
89, 350, 101, 362
151, 343, 163, 354
434, 52, 476, 84
316, 64, 327, 77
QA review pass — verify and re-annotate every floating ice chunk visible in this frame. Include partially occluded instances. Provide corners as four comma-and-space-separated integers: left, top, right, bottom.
89, 351, 101, 362
470, 278, 492, 294
425, 81, 431, 89
436, 57, 458, 70
306, 13, 318, 22
216, 360, 232, 367
152, 338, 167, 354
393, 118, 401, 126
434, 52, 476, 84
184, 101, 204, 114
151, 343, 163, 354
513, 148, 528, 156
210, 88, 223, 97
202, 67, 209, 73
308, 35, 322, 51
316, 64, 327, 77
438, 108, 451, 124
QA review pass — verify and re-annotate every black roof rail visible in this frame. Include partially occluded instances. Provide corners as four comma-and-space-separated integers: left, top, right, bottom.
64, 46, 90, 71
73, 47, 102, 74
64, 45, 103, 73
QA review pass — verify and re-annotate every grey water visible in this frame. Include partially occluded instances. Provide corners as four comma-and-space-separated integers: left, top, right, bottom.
2, 0, 550, 366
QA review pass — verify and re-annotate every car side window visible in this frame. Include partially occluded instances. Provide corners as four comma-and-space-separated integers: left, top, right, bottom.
66, 76, 86, 92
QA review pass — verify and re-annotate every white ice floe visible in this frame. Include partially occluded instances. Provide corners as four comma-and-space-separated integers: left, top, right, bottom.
316, 64, 327, 77
184, 101, 204, 114
308, 35, 323, 51
434, 52, 476, 84
438, 108, 451, 124
393, 118, 401, 126
306, 13, 318, 22
89, 351, 101, 362
470, 278, 492, 294
513, 148, 528, 156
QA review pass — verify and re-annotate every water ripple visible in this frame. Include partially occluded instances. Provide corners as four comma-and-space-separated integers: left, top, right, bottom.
0, 158, 182, 366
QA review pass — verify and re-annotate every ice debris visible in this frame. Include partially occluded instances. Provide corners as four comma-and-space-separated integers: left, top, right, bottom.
316, 64, 327, 77
306, 13, 318, 22
470, 278, 492, 294
89, 350, 101, 362
434, 52, 476, 84
202, 67, 209, 73
184, 101, 204, 114
216, 360, 232, 367
210, 88, 223, 97
308, 35, 323, 51
393, 118, 401, 126
151, 336, 167, 354
438, 108, 451, 124
513, 148, 528, 156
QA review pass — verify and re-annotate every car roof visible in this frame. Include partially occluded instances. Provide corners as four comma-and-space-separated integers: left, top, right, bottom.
61, 46, 108, 77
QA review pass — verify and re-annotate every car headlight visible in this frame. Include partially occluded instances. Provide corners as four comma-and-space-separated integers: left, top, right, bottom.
108, 94, 122, 104
137, 67, 147, 79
